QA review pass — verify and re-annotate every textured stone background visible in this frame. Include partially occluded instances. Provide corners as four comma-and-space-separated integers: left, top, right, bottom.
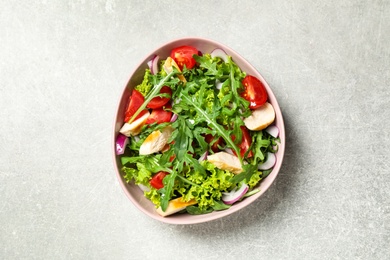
1, 1, 389, 259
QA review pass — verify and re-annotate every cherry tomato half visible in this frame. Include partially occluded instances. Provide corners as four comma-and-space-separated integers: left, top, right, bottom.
241, 75, 268, 109
170, 45, 199, 70
124, 89, 148, 122
145, 103, 172, 124
232, 126, 253, 158
147, 86, 172, 109
150, 171, 169, 189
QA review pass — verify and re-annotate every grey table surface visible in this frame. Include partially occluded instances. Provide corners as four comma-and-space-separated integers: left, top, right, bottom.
1, 1, 389, 259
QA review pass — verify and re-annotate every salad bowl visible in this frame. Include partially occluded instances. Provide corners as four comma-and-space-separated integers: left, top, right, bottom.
112, 37, 285, 224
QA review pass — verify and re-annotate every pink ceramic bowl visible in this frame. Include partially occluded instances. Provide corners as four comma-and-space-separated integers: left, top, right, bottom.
112, 37, 285, 224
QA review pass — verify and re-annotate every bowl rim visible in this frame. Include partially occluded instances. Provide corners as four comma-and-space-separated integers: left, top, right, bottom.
112, 36, 285, 225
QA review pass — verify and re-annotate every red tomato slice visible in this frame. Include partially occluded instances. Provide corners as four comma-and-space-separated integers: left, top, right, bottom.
232, 126, 253, 158
170, 45, 199, 70
145, 103, 172, 124
147, 86, 172, 109
124, 89, 148, 122
150, 171, 169, 189
241, 75, 268, 109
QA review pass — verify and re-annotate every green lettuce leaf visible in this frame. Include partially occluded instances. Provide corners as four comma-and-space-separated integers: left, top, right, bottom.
135, 69, 153, 96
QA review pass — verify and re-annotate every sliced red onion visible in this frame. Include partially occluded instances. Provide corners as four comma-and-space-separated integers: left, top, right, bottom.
115, 133, 129, 155
222, 183, 249, 204
198, 151, 208, 162
147, 55, 160, 75
170, 113, 178, 122
147, 59, 153, 70
258, 152, 276, 170
210, 48, 228, 62
151, 55, 160, 75
138, 184, 150, 192
265, 125, 279, 138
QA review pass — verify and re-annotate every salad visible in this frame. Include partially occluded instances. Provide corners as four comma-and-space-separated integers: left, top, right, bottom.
116, 45, 280, 217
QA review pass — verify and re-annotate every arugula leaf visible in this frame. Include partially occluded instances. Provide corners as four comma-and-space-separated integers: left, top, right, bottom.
159, 171, 177, 212
173, 117, 191, 163
186, 205, 214, 215
193, 55, 219, 76
121, 154, 173, 176
185, 200, 230, 215
184, 153, 205, 176
230, 164, 258, 184
261, 169, 273, 179
192, 128, 210, 157
251, 130, 272, 164
179, 93, 242, 162
212, 200, 231, 211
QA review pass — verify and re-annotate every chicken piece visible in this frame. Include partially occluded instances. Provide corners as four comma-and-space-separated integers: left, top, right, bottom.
163, 57, 187, 83
119, 112, 150, 136
207, 152, 243, 174
139, 126, 174, 155
156, 197, 197, 217
244, 102, 275, 131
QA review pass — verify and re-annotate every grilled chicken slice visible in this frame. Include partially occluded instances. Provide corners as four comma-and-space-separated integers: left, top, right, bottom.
244, 102, 275, 131
207, 151, 243, 174
156, 197, 197, 217
119, 112, 150, 136
139, 126, 174, 155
